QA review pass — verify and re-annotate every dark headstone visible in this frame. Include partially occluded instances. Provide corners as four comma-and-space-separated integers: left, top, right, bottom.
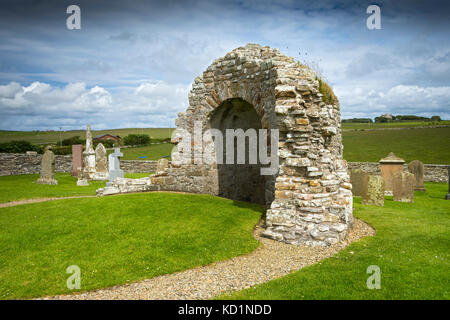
37, 149, 58, 185
393, 171, 415, 203
446, 166, 450, 200
71, 144, 83, 177
362, 175, 384, 206
408, 160, 425, 192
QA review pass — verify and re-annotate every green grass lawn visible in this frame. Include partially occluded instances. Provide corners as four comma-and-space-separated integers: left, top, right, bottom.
0, 173, 152, 203
112, 143, 174, 160
221, 182, 450, 300
343, 127, 450, 164
0, 193, 263, 299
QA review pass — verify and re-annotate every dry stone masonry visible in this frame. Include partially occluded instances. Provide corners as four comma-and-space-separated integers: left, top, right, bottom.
153, 43, 352, 246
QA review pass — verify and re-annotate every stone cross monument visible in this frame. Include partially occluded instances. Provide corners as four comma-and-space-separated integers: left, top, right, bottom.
107, 147, 124, 185
82, 124, 96, 180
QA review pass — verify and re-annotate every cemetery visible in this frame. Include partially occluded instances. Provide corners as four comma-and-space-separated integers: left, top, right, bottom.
0, 44, 449, 300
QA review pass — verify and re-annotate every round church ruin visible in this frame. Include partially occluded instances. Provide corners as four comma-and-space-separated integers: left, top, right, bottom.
99, 43, 354, 246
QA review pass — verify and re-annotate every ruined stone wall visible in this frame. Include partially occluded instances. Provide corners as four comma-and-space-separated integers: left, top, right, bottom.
120, 160, 158, 173
169, 44, 353, 246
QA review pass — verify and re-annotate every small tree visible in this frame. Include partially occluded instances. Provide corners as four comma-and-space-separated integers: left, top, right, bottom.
431, 115, 441, 122
123, 134, 150, 146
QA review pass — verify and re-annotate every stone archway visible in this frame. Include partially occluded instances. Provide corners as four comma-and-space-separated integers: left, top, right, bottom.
167, 44, 353, 246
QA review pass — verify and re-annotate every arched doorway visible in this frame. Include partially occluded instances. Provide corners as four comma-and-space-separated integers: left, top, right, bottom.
209, 98, 267, 205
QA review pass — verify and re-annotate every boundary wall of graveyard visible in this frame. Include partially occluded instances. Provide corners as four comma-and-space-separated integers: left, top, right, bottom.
0, 153, 447, 182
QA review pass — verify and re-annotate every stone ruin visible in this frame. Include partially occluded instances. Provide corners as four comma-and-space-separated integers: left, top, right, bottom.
97, 44, 353, 246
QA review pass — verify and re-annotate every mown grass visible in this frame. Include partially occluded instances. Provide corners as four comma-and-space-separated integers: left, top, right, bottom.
0, 193, 263, 299
111, 143, 174, 160
0, 173, 151, 203
221, 182, 450, 300
342, 127, 450, 164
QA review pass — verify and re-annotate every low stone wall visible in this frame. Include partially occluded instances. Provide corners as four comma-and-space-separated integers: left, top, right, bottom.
348, 162, 449, 183
120, 160, 158, 173
0, 153, 448, 182
0, 153, 71, 176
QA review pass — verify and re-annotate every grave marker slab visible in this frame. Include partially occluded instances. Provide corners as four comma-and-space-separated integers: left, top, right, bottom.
349, 169, 366, 197
71, 144, 83, 177
362, 175, 384, 206
446, 166, 450, 200
379, 152, 405, 195
393, 171, 415, 203
37, 148, 58, 185
94, 143, 108, 180
408, 160, 425, 192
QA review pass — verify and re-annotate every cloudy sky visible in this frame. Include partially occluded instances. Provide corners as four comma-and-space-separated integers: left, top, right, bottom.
0, 0, 449, 130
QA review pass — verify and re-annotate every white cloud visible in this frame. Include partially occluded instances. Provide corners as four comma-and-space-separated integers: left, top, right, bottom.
0, 80, 189, 130
338, 84, 450, 119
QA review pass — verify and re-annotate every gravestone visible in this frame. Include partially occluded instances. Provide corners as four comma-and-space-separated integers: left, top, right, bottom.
76, 167, 89, 186
408, 160, 425, 192
94, 143, 108, 180
71, 144, 83, 177
83, 124, 96, 180
37, 148, 58, 185
446, 166, 450, 200
107, 147, 124, 184
379, 152, 405, 196
349, 169, 366, 197
392, 171, 415, 203
156, 158, 169, 174
362, 175, 384, 206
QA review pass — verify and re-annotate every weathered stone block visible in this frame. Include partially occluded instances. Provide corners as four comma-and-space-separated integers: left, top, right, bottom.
392, 171, 415, 203
362, 175, 384, 206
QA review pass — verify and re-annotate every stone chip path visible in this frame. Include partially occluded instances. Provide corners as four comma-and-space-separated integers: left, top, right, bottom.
43, 219, 375, 300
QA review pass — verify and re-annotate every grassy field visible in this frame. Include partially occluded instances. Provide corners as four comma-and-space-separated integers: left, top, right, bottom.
221, 182, 450, 300
341, 120, 450, 130
0, 193, 263, 299
1, 124, 449, 163
342, 127, 450, 164
0, 173, 152, 203
0, 128, 175, 144
109, 143, 174, 160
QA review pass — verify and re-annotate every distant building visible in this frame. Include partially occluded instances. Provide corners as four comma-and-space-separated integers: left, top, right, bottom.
93, 134, 121, 143
381, 113, 393, 120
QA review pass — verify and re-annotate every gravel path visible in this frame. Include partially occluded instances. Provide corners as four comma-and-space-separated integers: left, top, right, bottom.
43, 218, 375, 300
0, 195, 96, 208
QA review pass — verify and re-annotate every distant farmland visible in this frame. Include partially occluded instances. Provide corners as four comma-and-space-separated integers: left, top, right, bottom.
0, 124, 449, 164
